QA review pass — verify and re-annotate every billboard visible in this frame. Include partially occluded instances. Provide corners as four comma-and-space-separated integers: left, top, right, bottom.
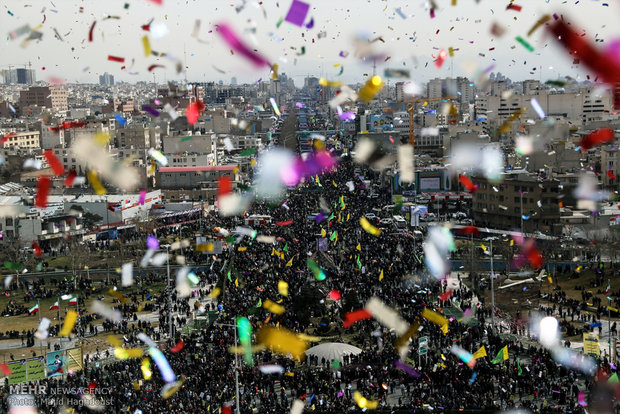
368, 114, 394, 132
7, 357, 45, 385
583, 333, 600, 357
65, 347, 84, 374
418, 172, 443, 191
46, 351, 65, 378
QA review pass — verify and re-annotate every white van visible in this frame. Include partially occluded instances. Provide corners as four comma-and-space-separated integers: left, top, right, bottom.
393, 215, 407, 229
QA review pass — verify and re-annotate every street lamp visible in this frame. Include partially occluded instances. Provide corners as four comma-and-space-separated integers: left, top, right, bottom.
485, 236, 498, 333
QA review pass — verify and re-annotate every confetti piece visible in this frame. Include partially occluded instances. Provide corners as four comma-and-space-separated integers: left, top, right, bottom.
397, 145, 414, 183
394, 360, 421, 378
358, 76, 383, 103
263, 299, 285, 314
421, 308, 449, 334
530, 97, 546, 119
142, 35, 152, 56
121, 262, 133, 287
170, 340, 184, 353
114, 114, 127, 125
256, 326, 308, 360
0, 363, 12, 376
88, 21, 96, 42
108, 55, 125, 63
515, 36, 534, 52
43, 149, 65, 176
360, 217, 381, 236
60, 310, 78, 336
148, 64, 165, 72
353, 391, 378, 410
91, 301, 122, 322
365, 297, 409, 336
284, 0, 310, 27
34, 176, 51, 208
270, 97, 281, 116
148, 347, 176, 383
186, 100, 205, 125
506, 3, 522, 12
580, 128, 614, 151
435, 49, 447, 68
87, 170, 106, 195
216, 22, 271, 67
143, 105, 160, 117
148, 148, 168, 166
527, 15, 550, 36
237, 317, 253, 365
459, 174, 477, 193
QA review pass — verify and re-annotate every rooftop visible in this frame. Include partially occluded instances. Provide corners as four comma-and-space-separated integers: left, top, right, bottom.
158, 165, 237, 173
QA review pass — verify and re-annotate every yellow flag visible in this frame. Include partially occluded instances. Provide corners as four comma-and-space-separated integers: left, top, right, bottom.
379, 269, 384, 281
332, 180, 337, 187
356, 243, 361, 251
321, 228, 326, 238
548, 276, 553, 284
338, 213, 341, 223
480, 244, 487, 252
473, 346, 487, 359
235, 278, 239, 287
285, 257, 293, 267
271, 248, 276, 256
510, 239, 514, 247
347, 213, 350, 221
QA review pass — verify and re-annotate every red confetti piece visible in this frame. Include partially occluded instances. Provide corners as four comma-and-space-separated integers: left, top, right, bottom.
88, 20, 96, 42
218, 176, 232, 197
434, 49, 447, 68
32, 241, 42, 257
147, 0, 163, 4
108, 55, 125, 63
548, 20, 620, 109
506, 3, 522, 11
276, 220, 294, 226
328, 289, 341, 300
459, 225, 479, 235
526, 246, 544, 269
1, 133, 17, 145
65, 169, 77, 187
608, 170, 616, 180
171, 340, 184, 353
35, 176, 51, 208
343, 309, 372, 328
186, 101, 205, 125
215, 22, 271, 67
459, 174, 478, 193
148, 64, 165, 72
0, 363, 11, 376
439, 289, 453, 302
43, 150, 65, 176
580, 128, 614, 151
48, 121, 86, 132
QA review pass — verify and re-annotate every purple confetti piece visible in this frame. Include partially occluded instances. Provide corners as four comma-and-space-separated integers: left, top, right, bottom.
285, 0, 310, 27
305, 17, 314, 29
315, 212, 327, 223
339, 112, 356, 121
216, 22, 271, 67
143, 105, 160, 117
147, 235, 159, 250
139, 190, 147, 205
394, 360, 420, 378
339, 51, 348, 58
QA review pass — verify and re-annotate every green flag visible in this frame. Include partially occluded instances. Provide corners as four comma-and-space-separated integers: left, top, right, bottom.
330, 231, 338, 241
283, 243, 289, 253
227, 271, 232, 282
491, 346, 508, 364
517, 358, 522, 376
357, 256, 362, 269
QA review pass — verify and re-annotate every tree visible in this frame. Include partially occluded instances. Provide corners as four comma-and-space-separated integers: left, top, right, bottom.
83, 212, 103, 229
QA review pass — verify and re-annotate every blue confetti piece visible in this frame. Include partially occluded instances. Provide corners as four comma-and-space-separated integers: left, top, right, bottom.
114, 114, 127, 126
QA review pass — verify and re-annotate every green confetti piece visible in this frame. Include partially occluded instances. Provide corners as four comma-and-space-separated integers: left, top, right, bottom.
516, 36, 534, 52
307, 259, 326, 281
392, 201, 403, 214
4, 262, 21, 270
181, 136, 193, 142
276, 17, 284, 28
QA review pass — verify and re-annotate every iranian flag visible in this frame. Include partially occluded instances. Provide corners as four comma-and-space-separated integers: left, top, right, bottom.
49, 301, 59, 310
605, 280, 611, 295
28, 303, 39, 314
68, 296, 78, 305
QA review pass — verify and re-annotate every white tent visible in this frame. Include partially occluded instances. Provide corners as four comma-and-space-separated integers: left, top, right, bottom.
305, 343, 362, 363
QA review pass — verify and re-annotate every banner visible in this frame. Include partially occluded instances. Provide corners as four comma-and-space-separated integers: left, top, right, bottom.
583, 333, 600, 357
7, 357, 45, 385
46, 351, 65, 378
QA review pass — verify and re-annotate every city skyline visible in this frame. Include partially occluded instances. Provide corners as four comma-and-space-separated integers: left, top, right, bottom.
1, 0, 619, 86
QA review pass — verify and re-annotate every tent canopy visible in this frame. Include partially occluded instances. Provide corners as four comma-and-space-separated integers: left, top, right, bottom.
305, 342, 362, 362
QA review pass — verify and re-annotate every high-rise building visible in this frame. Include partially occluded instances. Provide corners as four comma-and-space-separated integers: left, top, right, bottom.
2, 68, 35, 84
99, 72, 115, 86
19, 86, 68, 111
231, 77, 237, 85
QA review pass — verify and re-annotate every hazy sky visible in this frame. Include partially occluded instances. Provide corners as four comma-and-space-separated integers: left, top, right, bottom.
1, 0, 619, 86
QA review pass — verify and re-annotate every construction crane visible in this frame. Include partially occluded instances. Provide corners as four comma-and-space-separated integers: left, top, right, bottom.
405, 96, 458, 148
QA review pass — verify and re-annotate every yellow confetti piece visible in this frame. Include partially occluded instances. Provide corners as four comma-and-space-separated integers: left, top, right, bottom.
132, 381, 140, 390
358, 75, 383, 103
448, 47, 455, 57
256, 326, 308, 360
161, 376, 185, 399
208, 287, 221, 298
108, 288, 127, 304
278, 280, 289, 296
142, 35, 152, 57
87, 170, 106, 195
353, 391, 379, 409
60, 310, 78, 337
107, 335, 122, 347
548, 276, 553, 284
114, 347, 144, 360
263, 299, 285, 315
360, 217, 381, 236
319, 78, 343, 88
421, 308, 449, 335
141, 358, 152, 380
94, 132, 110, 146
237, 246, 247, 252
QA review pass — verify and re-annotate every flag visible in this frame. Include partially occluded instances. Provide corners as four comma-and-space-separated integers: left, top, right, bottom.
285, 257, 293, 267
517, 358, 522, 376
320, 228, 326, 238
356, 256, 362, 269
283, 243, 289, 253
68, 296, 78, 305
49, 301, 59, 310
379, 269, 384, 281
473, 346, 487, 359
356, 243, 361, 251
28, 303, 39, 314
330, 231, 338, 241
491, 346, 508, 364
605, 279, 611, 295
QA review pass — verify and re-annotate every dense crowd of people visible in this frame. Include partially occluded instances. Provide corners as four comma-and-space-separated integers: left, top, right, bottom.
0, 156, 618, 413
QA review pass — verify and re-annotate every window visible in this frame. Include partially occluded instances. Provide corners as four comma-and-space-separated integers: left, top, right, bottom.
514, 197, 520, 203
6, 218, 13, 226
